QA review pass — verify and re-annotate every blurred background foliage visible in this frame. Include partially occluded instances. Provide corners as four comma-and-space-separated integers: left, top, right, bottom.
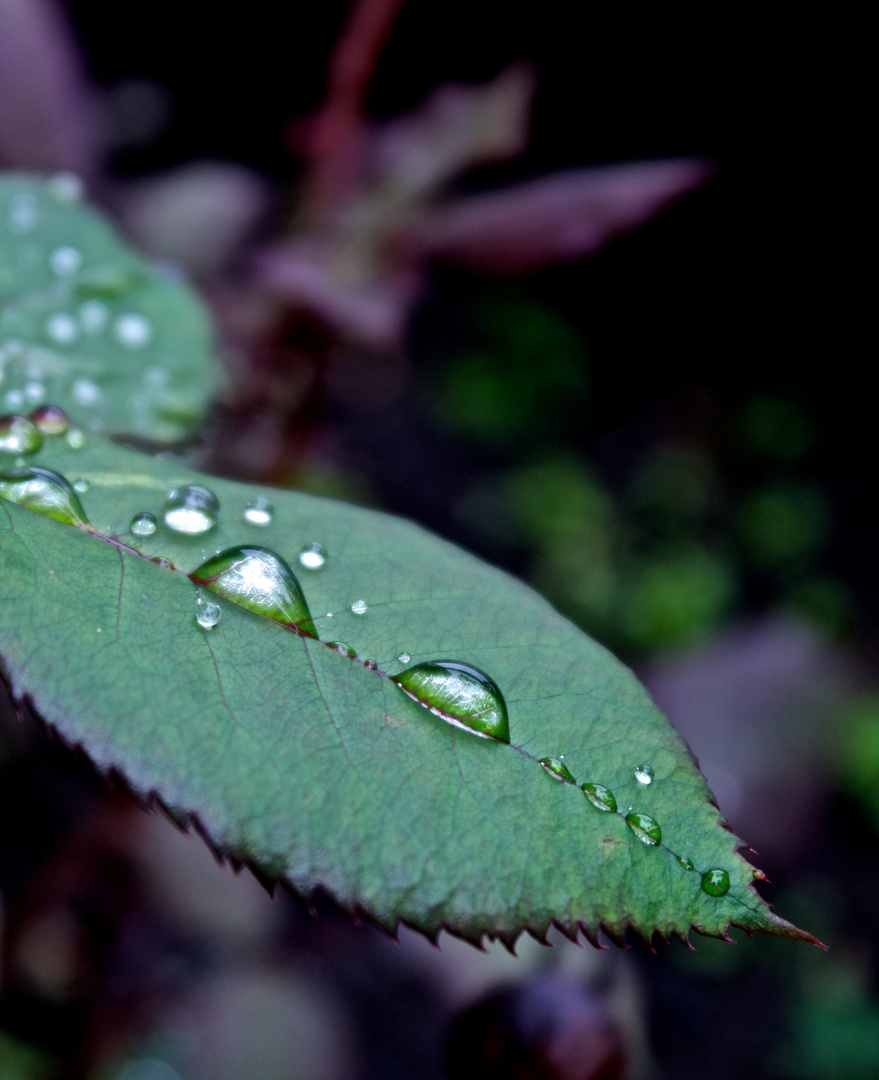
0, 0, 874, 1077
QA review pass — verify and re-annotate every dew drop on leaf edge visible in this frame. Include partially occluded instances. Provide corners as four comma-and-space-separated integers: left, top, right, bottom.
164, 484, 219, 535
701, 868, 731, 897
298, 541, 327, 569
539, 757, 576, 783
0, 415, 43, 456
582, 783, 618, 813
633, 764, 655, 785
0, 466, 89, 528
625, 811, 662, 846
392, 660, 510, 742
189, 546, 316, 637
130, 511, 158, 537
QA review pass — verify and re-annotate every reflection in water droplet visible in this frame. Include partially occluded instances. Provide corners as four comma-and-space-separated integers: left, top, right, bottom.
195, 600, 221, 629
582, 783, 618, 813
0, 466, 89, 527
392, 660, 510, 742
351, 598, 368, 615
72, 478, 89, 494
299, 541, 327, 569
190, 546, 316, 636
0, 415, 43, 455
676, 855, 695, 871
243, 496, 273, 526
164, 485, 219, 534
326, 641, 356, 657
396, 652, 411, 664
129, 512, 157, 536
49, 246, 82, 276
633, 764, 654, 786
539, 757, 576, 782
46, 312, 79, 345
625, 812, 662, 846
701, 868, 731, 897
72, 378, 102, 407
8, 192, 39, 233
80, 300, 109, 333
114, 313, 152, 348
66, 428, 85, 449
29, 405, 69, 436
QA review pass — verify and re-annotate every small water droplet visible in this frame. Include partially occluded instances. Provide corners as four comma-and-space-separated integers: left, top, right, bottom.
29, 405, 69, 435
46, 312, 79, 345
581, 783, 618, 813
633, 764, 654, 786
4, 389, 25, 411
8, 192, 38, 233
130, 512, 158, 537
0, 415, 43, 455
72, 478, 89, 494
114, 313, 152, 348
195, 599, 221, 629
190, 546, 316, 636
363, 660, 378, 671
49, 245, 82, 277
164, 484, 219, 534
625, 812, 662, 846
701, 868, 731, 897
392, 660, 510, 742
351, 598, 368, 615
66, 427, 85, 449
326, 641, 356, 657
396, 652, 411, 664
676, 854, 696, 871
80, 300, 109, 333
0, 466, 89, 527
299, 541, 327, 569
71, 378, 102, 407
47, 173, 84, 203
539, 757, 576, 783
239, 495, 273, 526
24, 382, 46, 406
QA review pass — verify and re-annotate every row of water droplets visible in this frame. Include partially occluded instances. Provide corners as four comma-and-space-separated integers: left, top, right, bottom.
0, 408, 749, 902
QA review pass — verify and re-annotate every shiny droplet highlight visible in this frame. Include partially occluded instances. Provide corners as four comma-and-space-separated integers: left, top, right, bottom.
701, 868, 731, 897
0, 415, 43, 455
130, 512, 158, 537
625, 812, 662, 846
298, 541, 327, 570
0, 466, 89, 527
582, 783, 618, 813
539, 757, 576, 783
392, 660, 510, 742
243, 496, 273, 526
633, 764, 654, 786
164, 484, 219, 535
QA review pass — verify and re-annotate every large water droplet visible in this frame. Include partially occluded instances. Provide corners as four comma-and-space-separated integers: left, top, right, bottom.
350, 598, 368, 615
49, 245, 82, 277
164, 484, 219, 535
676, 854, 696, 871
540, 757, 576, 783
298, 541, 327, 570
625, 812, 662, 846
243, 496, 273, 526
8, 192, 38, 233
0, 415, 43, 455
195, 599, 221, 629
0, 466, 89, 527
582, 783, 618, 813
29, 405, 69, 436
130, 511, 158, 537
114, 313, 152, 348
46, 312, 79, 345
190, 546, 316, 637
326, 641, 356, 658
392, 660, 510, 742
701, 868, 731, 897
633, 764, 654, 786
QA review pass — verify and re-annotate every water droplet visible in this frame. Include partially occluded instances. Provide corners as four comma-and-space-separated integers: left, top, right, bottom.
80, 300, 109, 333
130, 512, 158, 537
195, 599, 221, 629
326, 641, 356, 657
190, 546, 316, 636
47, 173, 84, 203
676, 854, 696, 871
396, 652, 411, 664
66, 428, 85, 449
581, 783, 618, 813
392, 660, 510, 742
0, 415, 43, 455
363, 660, 378, 671
298, 541, 327, 569
701, 868, 731, 897
49, 245, 82, 277
4, 389, 25, 411
539, 757, 576, 783
243, 496, 273, 526
46, 312, 79, 345
351, 598, 368, 615
71, 378, 102, 407
29, 405, 69, 435
114, 313, 152, 348
164, 484, 219, 535
24, 382, 46, 406
625, 812, 662, 846
8, 192, 38, 233
0, 466, 89, 527
633, 764, 654, 786
72, 478, 89, 494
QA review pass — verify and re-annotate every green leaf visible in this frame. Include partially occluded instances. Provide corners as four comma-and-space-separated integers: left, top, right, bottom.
0, 429, 819, 947
0, 175, 220, 441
